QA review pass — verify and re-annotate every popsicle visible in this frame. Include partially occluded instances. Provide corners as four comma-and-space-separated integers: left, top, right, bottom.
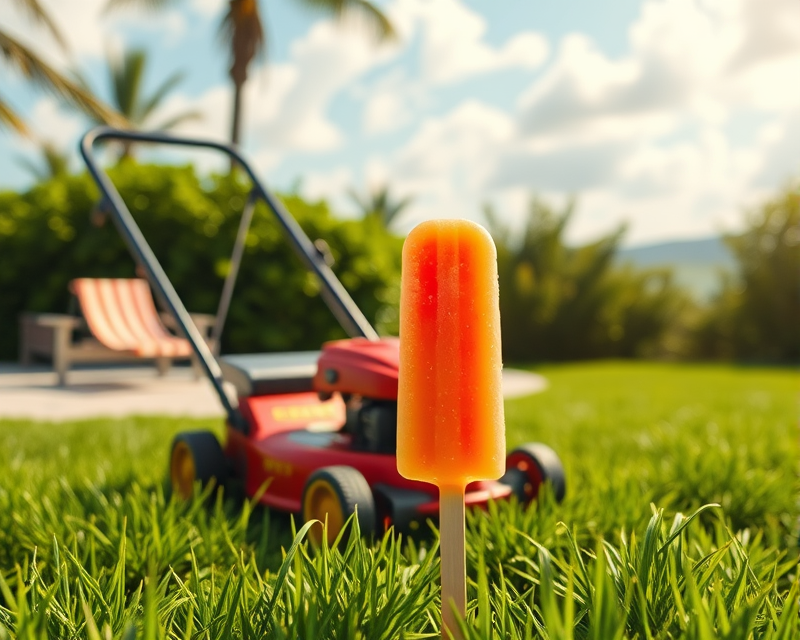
397, 218, 505, 638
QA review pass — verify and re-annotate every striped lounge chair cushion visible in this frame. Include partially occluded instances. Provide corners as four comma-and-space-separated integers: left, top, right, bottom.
71, 278, 193, 358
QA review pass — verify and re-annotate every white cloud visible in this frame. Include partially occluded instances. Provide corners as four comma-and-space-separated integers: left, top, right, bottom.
388, 0, 548, 85
0, 0, 188, 66
361, 69, 419, 135
18, 98, 83, 150
751, 111, 800, 187
0, 0, 192, 75
356, 0, 549, 138
247, 20, 395, 152
190, 0, 226, 18
363, 90, 410, 135
0, 0, 108, 63
303, 166, 354, 204
726, 0, 800, 71
366, 101, 514, 231
517, 0, 800, 139
489, 0, 800, 244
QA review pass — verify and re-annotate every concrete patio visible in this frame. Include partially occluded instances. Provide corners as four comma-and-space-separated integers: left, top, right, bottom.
0, 362, 548, 421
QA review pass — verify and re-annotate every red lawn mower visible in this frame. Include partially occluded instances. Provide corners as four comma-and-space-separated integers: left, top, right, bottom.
81, 128, 565, 544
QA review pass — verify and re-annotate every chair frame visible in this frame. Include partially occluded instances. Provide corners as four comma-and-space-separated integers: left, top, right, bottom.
19, 307, 214, 386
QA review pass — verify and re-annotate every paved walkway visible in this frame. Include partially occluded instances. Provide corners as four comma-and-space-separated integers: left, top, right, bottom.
0, 363, 547, 421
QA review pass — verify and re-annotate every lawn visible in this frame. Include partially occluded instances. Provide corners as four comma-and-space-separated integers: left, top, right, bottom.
0, 362, 797, 638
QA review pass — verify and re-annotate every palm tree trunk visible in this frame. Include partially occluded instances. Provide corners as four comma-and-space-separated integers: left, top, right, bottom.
229, 79, 244, 172
230, 79, 243, 147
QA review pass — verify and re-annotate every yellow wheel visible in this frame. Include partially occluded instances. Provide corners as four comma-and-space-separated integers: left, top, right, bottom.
171, 440, 196, 499
169, 431, 227, 500
301, 466, 376, 546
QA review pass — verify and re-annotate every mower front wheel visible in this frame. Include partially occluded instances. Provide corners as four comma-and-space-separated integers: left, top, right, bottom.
302, 466, 376, 546
503, 443, 566, 504
170, 431, 228, 500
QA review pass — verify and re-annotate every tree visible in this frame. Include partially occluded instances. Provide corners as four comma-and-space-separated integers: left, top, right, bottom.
1, 0, 122, 135
107, 0, 395, 146
77, 47, 201, 158
348, 183, 412, 231
693, 184, 800, 361
484, 196, 689, 361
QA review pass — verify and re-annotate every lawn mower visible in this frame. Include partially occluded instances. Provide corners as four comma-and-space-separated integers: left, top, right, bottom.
80, 127, 566, 544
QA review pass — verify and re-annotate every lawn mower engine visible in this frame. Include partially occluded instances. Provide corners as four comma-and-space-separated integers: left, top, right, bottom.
313, 338, 400, 454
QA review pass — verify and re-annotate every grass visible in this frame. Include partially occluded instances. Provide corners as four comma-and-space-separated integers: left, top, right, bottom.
0, 361, 797, 638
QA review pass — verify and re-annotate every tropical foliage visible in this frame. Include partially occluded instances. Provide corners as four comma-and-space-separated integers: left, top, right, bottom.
692, 183, 800, 361
485, 197, 690, 362
349, 183, 413, 230
76, 47, 201, 155
0, 0, 121, 135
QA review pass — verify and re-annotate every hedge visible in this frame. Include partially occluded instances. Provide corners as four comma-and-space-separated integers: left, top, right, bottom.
0, 162, 402, 361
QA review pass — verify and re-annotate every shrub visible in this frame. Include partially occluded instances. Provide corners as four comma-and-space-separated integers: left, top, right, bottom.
692, 184, 800, 361
0, 163, 402, 360
485, 197, 690, 361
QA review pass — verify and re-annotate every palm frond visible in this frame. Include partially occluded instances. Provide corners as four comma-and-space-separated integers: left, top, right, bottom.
0, 30, 126, 128
11, 0, 69, 51
349, 183, 412, 228
299, 0, 396, 41
0, 96, 29, 135
348, 187, 371, 213
111, 49, 146, 121
347, 0, 396, 41
139, 70, 185, 121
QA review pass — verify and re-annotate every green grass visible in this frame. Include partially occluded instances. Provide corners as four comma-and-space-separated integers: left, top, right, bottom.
0, 362, 797, 638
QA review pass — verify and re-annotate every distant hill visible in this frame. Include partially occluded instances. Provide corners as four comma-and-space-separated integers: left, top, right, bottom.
616, 237, 736, 301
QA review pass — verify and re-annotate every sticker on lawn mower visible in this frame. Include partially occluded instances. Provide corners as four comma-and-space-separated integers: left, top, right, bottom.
263, 457, 292, 476
271, 404, 340, 422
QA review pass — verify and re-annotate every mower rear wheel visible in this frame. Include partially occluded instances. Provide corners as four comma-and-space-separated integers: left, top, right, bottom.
503, 443, 566, 504
170, 431, 227, 500
302, 466, 376, 546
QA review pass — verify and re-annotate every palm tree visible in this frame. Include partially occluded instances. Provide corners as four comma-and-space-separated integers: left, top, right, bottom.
77, 47, 202, 157
1, 0, 123, 135
349, 184, 413, 230
106, 0, 395, 146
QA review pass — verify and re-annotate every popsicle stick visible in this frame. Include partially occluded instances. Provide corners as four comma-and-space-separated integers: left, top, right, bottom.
440, 485, 466, 640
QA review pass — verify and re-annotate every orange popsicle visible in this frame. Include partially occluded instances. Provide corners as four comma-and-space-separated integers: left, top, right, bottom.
397, 218, 505, 638
397, 218, 505, 486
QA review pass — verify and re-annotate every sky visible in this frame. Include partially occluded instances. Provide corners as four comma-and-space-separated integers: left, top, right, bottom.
1, 0, 799, 247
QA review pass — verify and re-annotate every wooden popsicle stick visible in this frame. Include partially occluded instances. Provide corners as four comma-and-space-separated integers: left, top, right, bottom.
439, 485, 466, 640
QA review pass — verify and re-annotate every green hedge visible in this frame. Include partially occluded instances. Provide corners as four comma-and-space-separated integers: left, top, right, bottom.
0, 163, 402, 360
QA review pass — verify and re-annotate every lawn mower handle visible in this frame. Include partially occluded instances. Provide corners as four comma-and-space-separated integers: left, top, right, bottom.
80, 127, 379, 430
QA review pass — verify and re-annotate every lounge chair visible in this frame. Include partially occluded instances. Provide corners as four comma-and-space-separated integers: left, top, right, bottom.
19, 278, 214, 385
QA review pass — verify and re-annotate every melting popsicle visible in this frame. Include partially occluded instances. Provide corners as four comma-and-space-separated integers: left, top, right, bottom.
397, 218, 505, 638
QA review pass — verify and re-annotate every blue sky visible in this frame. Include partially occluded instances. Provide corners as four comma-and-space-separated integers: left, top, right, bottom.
1, 0, 799, 246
